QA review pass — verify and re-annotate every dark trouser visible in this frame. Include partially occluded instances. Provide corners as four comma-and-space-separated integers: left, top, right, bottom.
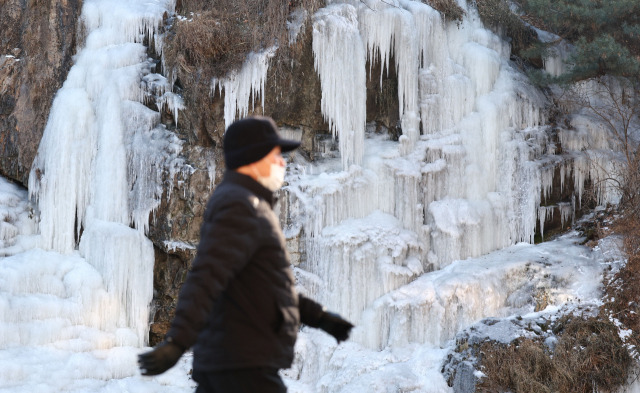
193, 368, 287, 393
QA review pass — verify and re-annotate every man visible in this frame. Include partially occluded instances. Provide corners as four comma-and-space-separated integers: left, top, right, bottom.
138, 116, 354, 392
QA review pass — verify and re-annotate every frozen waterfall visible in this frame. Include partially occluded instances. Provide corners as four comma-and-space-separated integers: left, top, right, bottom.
0, 0, 626, 391
21, 0, 181, 349
281, 0, 611, 391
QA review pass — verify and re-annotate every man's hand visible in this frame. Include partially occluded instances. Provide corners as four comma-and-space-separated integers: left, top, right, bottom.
138, 339, 184, 376
318, 311, 354, 343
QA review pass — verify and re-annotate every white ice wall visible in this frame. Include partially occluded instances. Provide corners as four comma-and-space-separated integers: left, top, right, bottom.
24, 0, 180, 350
293, 0, 550, 332
284, 0, 573, 389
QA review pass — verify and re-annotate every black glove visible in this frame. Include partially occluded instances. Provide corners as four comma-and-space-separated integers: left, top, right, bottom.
318, 311, 354, 343
138, 339, 185, 376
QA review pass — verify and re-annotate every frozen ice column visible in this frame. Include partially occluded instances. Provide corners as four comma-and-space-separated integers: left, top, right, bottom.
27, 0, 176, 347
313, 3, 367, 169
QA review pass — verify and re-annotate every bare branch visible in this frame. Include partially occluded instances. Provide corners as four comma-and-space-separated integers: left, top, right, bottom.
360, 0, 400, 10
359, 0, 375, 10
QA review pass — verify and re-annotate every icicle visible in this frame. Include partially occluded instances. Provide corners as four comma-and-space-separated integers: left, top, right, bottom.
358, 2, 420, 146
212, 47, 276, 130
28, 89, 96, 254
287, 9, 308, 44
540, 166, 555, 201
91, 84, 130, 225
543, 41, 571, 77
537, 205, 554, 240
79, 218, 154, 347
558, 202, 573, 229
125, 101, 184, 233
312, 4, 367, 169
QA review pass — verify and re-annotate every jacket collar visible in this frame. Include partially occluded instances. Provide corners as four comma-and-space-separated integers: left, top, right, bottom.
223, 170, 275, 207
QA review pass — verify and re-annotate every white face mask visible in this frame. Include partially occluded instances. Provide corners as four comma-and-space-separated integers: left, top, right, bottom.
255, 163, 286, 191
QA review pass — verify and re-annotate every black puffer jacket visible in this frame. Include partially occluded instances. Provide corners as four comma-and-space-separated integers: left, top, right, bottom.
167, 171, 324, 372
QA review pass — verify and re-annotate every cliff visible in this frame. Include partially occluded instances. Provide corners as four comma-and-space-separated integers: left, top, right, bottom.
0, 0, 82, 185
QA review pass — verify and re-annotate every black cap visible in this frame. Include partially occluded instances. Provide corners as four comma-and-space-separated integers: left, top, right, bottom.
223, 116, 300, 170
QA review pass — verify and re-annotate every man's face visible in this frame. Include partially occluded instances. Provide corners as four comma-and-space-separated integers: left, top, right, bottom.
252, 146, 284, 177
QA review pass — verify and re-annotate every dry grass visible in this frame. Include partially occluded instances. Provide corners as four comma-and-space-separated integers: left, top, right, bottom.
477, 315, 632, 393
160, 0, 322, 142
603, 153, 640, 358
474, 0, 538, 59
164, 10, 248, 77
554, 315, 632, 391
422, 0, 465, 22
478, 339, 558, 393
164, 0, 321, 80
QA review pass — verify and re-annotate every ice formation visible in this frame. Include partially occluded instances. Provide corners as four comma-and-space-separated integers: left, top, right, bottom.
313, 4, 367, 168
294, 0, 550, 284
280, 0, 626, 391
535, 29, 572, 78
22, 0, 181, 356
555, 77, 636, 207
0, 0, 633, 391
211, 47, 277, 129
0, 179, 37, 255
288, 9, 309, 44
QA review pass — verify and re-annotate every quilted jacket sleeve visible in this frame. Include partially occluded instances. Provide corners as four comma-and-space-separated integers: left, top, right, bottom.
167, 199, 261, 349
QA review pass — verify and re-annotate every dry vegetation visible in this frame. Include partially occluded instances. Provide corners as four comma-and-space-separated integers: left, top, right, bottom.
477, 315, 632, 393
164, 0, 321, 80
163, 0, 468, 81
159, 0, 323, 145
422, 0, 465, 22
603, 149, 640, 366
474, 0, 539, 64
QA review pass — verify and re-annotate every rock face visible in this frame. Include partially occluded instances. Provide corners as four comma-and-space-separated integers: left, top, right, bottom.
0, 0, 82, 185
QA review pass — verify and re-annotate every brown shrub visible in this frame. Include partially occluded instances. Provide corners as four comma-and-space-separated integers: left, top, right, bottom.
477, 315, 631, 393
554, 316, 631, 392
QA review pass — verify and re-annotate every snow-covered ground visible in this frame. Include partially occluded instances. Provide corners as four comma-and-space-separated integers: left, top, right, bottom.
0, 176, 195, 392
0, 175, 617, 392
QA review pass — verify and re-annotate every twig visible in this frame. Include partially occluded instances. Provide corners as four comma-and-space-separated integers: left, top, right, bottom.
360, 0, 400, 10
359, 0, 375, 10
